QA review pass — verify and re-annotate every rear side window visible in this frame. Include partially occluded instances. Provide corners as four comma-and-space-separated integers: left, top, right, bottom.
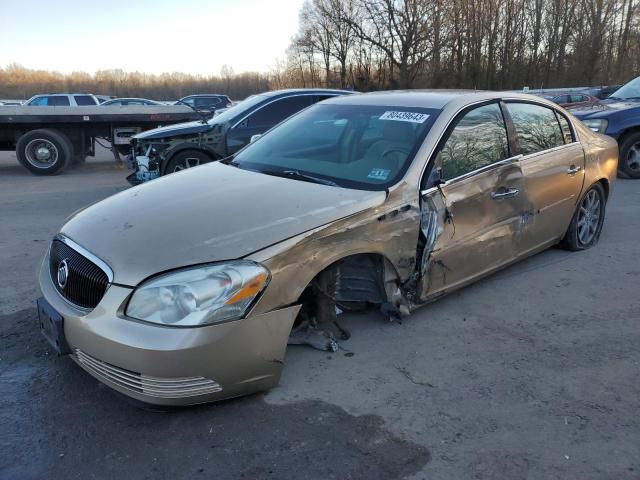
570, 94, 585, 103
195, 97, 220, 107
246, 96, 312, 128
554, 95, 570, 104
506, 102, 564, 156
556, 112, 574, 144
74, 95, 96, 105
440, 103, 509, 181
48, 96, 70, 106
28, 96, 48, 106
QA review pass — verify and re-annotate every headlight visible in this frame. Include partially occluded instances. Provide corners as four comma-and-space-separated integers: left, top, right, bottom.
126, 261, 269, 327
582, 119, 608, 134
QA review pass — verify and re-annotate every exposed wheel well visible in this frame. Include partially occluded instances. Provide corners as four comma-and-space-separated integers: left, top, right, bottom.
288, 252, 405, 351
295, 253, 402, 320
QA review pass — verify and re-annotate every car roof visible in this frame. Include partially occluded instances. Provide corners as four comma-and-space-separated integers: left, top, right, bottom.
322, 89, 560, 109
107, 98, 154, 101
181, 94, 229, 98
34, 93, 95, 96
261, 88, 354, 98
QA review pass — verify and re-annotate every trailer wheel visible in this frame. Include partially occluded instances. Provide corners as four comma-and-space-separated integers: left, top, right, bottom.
16, 129, 73, 175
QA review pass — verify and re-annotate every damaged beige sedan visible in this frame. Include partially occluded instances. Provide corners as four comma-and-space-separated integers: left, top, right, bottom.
38, 91, 618, 406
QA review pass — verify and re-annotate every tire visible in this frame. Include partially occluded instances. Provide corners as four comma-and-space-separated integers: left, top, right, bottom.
618, 131, 640, 179
16, 129, 73, 175
163, 150, 212, 175
560, 183, 606, 251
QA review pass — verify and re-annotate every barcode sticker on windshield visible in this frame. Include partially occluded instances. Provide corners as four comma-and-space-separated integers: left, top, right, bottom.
379, 111, 429, 123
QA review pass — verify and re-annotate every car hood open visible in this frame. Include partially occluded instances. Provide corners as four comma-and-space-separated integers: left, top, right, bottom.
60, 163, 385, 286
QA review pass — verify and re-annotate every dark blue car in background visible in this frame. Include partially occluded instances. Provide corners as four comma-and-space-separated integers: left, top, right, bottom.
573, 76, 640, 178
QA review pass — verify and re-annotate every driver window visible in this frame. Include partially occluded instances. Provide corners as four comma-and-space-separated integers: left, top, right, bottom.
440, 103, 509, 181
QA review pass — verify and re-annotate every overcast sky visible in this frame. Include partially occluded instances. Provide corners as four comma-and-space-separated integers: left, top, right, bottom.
0, 0, 304, 75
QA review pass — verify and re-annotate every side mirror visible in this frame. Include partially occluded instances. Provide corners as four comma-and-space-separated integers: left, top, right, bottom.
250, 134, 262, 143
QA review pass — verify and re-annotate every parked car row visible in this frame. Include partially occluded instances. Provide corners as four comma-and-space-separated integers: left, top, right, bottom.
15, 93, 234, 114
538, 92, 601, 110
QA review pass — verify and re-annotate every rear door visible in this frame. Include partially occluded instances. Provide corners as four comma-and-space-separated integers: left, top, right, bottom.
504, 101, 585, 253
419, 102, 526, 300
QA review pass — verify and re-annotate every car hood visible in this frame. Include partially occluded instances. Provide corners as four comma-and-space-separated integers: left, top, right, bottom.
60, 162, 385, 286
572, 99, 640, 119
133, 120, 212, 140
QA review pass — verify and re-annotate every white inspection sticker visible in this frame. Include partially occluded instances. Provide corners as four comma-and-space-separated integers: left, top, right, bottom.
379, 111, 429, 123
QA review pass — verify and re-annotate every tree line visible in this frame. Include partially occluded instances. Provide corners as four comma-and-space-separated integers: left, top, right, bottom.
276, 0, 639, 91
1, 0, 638, 100
0, 65, 270, 101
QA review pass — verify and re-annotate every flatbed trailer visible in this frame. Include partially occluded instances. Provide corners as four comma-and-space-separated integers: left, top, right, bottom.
0, 105, 200, 175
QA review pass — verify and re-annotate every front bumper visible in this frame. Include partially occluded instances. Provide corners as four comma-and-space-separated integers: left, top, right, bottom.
39, 258, 299, 406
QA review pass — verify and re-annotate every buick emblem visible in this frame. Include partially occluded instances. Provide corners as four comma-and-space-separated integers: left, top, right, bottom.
57, 259, 69, 289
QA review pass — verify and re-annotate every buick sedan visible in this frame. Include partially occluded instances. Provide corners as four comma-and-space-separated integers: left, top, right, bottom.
38, 91, 618, 406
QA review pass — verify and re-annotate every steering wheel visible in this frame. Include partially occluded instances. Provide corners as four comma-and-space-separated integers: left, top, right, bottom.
380, 148, 410, 161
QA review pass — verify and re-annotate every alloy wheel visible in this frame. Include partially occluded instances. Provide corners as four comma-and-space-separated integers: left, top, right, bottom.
626, 142, 640, 173
577, 189, 602, 245
173, 157, 202, 172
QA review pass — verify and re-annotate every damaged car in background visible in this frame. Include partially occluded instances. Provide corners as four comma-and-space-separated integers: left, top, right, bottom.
127, 88, 353, 184
37, 91, 618, 406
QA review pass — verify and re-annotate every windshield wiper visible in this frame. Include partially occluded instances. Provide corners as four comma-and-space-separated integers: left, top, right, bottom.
260, 168, 338, 186
219, 155, 238, 166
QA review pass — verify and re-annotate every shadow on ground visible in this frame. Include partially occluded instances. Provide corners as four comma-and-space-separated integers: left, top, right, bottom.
0, 309, 429, 480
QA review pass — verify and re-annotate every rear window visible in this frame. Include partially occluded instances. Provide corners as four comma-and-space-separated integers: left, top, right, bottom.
74, 95, 96, 106
48, 96, 70, 106
195, 97, 221, 107
506, 102, 565, 156
556, 112, 574, 144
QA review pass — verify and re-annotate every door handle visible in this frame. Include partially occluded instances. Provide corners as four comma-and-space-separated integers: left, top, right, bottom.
567, 165, 582, 175
491, 187, 520, 200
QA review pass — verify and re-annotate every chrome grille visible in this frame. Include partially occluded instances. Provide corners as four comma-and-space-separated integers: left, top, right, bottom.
74, 349, 223, 399
49, 238, 109, 309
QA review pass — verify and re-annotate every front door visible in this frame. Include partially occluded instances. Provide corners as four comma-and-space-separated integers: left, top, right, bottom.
419, 102, 527, 300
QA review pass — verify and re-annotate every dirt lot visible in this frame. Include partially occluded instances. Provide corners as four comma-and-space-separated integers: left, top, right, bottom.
1, 149, 639, 479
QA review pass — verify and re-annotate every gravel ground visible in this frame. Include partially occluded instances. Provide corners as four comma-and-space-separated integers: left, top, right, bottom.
0, 149, 639, 479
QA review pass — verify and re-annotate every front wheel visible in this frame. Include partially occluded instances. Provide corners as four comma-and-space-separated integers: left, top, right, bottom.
618, 132, 640, 179
164, 150, 212, 175
560, 183, 606, 251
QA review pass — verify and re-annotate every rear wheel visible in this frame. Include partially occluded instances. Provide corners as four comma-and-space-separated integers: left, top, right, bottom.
164, 150, 211, 175
560, 183, 606, 251
619, 131, 640, 179
16, 129, 73, 175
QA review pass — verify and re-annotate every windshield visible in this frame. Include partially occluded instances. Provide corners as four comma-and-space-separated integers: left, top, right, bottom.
232, 103, 440, 190
208, 94, 266, 124
611, 77, 640, 100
